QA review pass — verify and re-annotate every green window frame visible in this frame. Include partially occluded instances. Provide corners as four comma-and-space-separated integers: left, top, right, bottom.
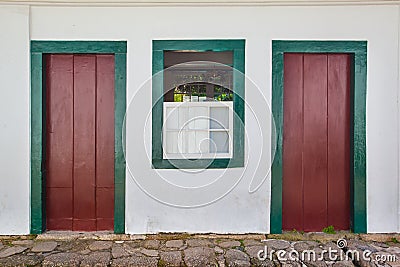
30, 41, 127, 234
152, 40, 245, 169
270, 40, 367, 233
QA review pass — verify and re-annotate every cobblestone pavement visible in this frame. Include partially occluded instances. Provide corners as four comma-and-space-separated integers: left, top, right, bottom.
0, 232, 400, 266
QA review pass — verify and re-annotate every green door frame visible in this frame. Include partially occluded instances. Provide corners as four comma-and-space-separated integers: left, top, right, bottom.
30, 41, 127, 234
270, 40, 367, 233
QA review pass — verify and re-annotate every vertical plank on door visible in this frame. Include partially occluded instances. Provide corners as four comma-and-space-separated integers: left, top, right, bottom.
327, 54, 351, 230
96, 55, 115, 230
73, 55, 97, 231
282, 53, 304, 231
303, 54, 328, 232
45, 55, 74, 230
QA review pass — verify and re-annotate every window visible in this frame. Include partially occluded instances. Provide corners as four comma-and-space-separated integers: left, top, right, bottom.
152, 40, 245, 169
163, 101, 233, 159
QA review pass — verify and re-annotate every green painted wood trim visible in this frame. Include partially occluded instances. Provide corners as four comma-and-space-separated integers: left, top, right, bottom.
152, 49, 164, 162
352, 52, 367, 233
31, 52, 45, 234
270, 51, 284, 234
233, 48, 245, 162
31, 41, 127, 53
114, 53, 127, 234
153, 40, 245, 51
152, 39, 245, 169
272, 41, 367, 54
270, 40, 367, 234
30, 41, 127, 234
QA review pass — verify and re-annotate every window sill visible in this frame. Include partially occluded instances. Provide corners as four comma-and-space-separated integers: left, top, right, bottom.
152, 158, 244, 169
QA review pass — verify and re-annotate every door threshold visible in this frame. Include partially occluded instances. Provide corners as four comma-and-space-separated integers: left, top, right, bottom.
36, 231, 146, 241
271, 230, 355, 242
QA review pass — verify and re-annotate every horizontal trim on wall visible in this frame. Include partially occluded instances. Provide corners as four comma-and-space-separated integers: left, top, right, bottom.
0, 0, 399, 6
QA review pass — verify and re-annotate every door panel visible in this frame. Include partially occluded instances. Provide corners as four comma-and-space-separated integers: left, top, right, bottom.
327, 55, 351, 230
45, 54, 115, 231
46, 188, 73, 230
303, 54, 328, 232
95, 55, 115, 230
96, 55, 115, 188
73, 55, 97, 231
45, 55, 74, 230
282, 53, 304, 231
45, 55, 74, 189
282, 53, 350, 232
96, 187, 115, 230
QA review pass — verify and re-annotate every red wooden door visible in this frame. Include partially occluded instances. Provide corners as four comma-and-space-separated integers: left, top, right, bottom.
282, 53, 350, 232
45, 54, 115, 231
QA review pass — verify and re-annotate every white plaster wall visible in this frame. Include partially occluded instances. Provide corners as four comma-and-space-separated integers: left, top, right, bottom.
0, 5, 30, 234
23, 4, 400, 233
398, 5, 400, 234
366, 5, 400, 232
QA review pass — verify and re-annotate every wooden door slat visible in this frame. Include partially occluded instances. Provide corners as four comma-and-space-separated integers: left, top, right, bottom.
327, 54, 351, 230
303, 54, 328, 232
95, 54, 115, 231
73, 55, 97, 231
96, 55, 115, 188
282, 53, 304, 231
45, 54, 74, 188
45, 54, 74, 230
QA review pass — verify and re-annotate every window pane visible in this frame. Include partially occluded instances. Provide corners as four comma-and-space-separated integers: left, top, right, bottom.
165, 131, 179, 154
196, 131, 209, 154
210, 107, 229, 129
178, 107, 188, 130
188, 106, 208, 130
163, 50, 233, 102
185, 131, 196, 154
187, 131, 208, 154
164, 51, 233, 67
210, 131, 229, 153
165, 107, 179, 130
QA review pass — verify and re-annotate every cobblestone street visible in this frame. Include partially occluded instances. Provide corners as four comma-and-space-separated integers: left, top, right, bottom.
0, 232, 399, 267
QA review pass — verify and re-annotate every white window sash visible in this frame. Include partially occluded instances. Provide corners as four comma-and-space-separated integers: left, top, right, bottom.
163, 101, 233, 159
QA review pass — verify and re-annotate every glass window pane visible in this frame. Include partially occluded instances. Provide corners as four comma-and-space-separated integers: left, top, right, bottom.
164, 51, 233, 67
196, 131, 209, 154
165, 131, 179, 154
186, 131, 209, 154
177, 130, 189, 154
210, 107, 229, 129
210, 131, 229, 153
178, 107, 188, 129
186, 131, 197, 154
188, 106, 208, 130
163, 51, 233, 102
165, 107, 179, 130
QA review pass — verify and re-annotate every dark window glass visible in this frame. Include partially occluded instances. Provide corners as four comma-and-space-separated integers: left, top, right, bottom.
163, 51, 234, 102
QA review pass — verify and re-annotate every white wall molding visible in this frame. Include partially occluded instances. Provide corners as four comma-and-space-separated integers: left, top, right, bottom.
0, 0, 399, 6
